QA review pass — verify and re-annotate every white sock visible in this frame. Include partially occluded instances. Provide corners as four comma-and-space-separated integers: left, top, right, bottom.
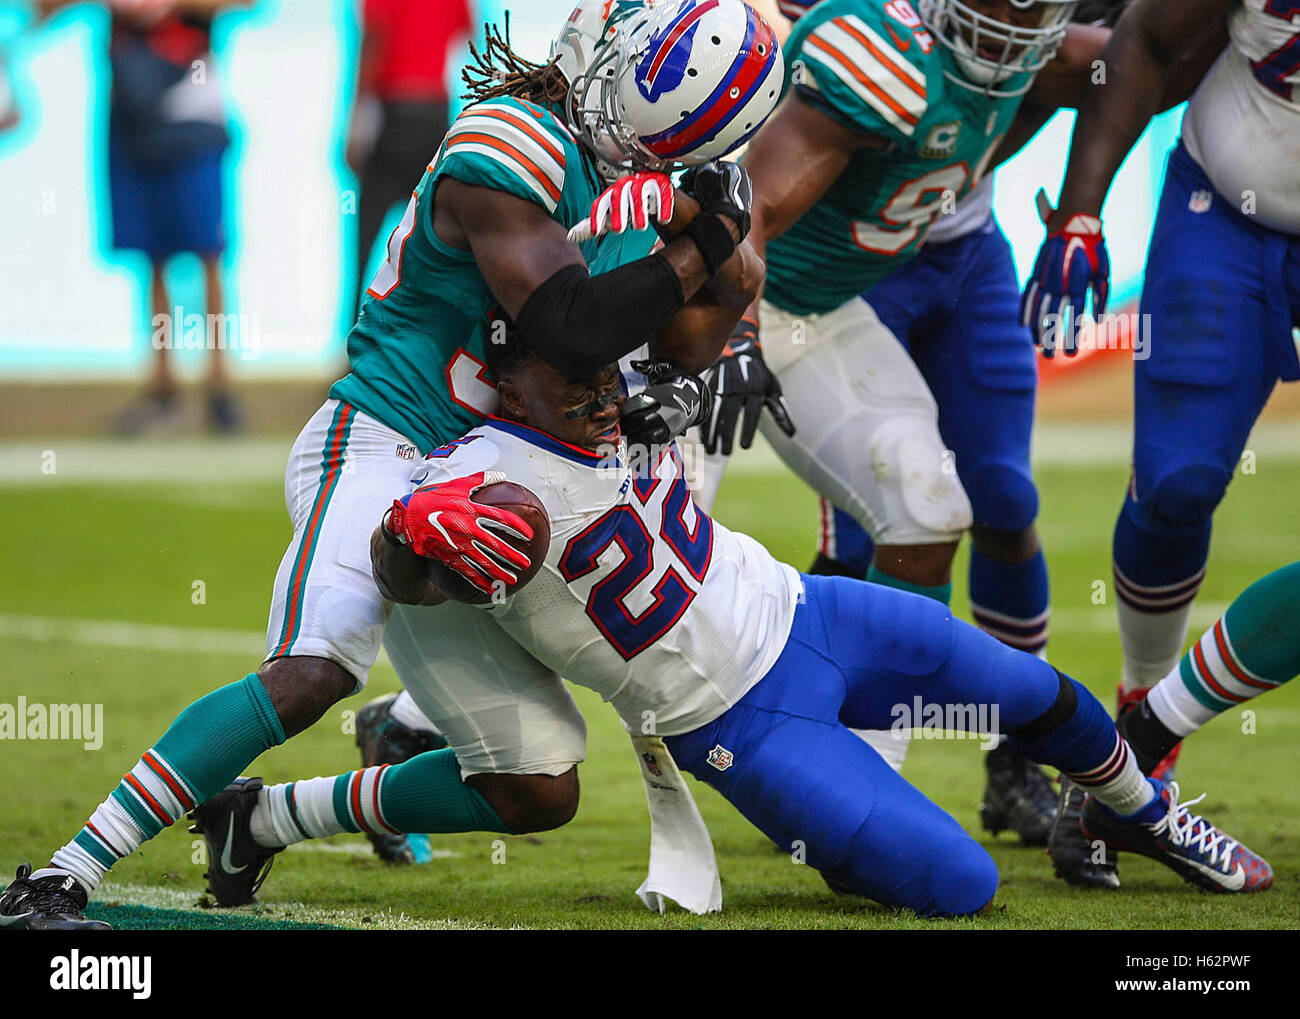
389, 690, 441, 734
854, 728, 909, 773
1147, 664, 1218, 738
1117, 602, 1194, 692
248, 772, 388, 848
1068, 736, 1157, 817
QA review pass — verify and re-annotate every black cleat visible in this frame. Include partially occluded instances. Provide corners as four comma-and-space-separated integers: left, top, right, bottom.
0, 864, 111, 930
355, 694, 445, 864
1049, 778, 1121, 889
187, 777, 281, 906
979, 742, 1057, 845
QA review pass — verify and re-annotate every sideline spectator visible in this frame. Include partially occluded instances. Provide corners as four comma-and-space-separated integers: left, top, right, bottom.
346, 0, 471, 327
38, 0, 253, 434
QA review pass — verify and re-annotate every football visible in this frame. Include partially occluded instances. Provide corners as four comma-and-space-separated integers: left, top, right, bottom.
426, 481, 550, 605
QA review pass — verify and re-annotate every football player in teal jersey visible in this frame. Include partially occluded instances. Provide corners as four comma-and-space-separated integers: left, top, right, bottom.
0, 0, 784, 928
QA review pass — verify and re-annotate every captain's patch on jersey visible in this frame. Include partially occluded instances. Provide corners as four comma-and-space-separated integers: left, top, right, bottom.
920, 121, 960, 158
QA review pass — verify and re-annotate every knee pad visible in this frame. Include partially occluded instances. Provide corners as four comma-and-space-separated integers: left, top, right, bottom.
1144, 463, 1229, 528
963, 460, 1039, 532
869, 415, 973, 543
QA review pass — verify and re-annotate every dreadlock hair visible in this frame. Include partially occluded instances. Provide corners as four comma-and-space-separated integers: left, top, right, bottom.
462, 13, 571, 106
484, 322, 545, 385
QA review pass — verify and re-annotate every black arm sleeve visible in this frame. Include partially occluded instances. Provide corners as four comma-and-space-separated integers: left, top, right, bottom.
515, 253, 686, 378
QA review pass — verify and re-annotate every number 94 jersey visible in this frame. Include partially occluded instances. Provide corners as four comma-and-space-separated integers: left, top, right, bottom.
764, 0, 1029, 316
412, 419, 804, 737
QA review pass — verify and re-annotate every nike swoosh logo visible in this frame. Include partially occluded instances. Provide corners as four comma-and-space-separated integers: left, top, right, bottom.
427, 511, 458, 550
1179, 855, 1245, 891
885, 23, 911, 51
221, 815, 248, 875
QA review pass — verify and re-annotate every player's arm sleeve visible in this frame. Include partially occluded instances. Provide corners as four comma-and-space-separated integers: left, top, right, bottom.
435, 101, 570, 216
792, 11, 929, 143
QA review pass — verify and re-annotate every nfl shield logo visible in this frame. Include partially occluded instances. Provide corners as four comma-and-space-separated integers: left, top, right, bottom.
395, 443, 417, 461
706, 744, 734, 771
1189, 190, 1213, 214
641, 752, 663, 777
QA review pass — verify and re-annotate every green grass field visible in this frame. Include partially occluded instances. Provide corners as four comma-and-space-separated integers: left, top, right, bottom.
1, 427, 1297, 930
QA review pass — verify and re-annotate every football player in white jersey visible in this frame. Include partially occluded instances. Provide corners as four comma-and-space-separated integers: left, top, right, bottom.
1021, 0, 1298, 887
192, 330, 1272, 917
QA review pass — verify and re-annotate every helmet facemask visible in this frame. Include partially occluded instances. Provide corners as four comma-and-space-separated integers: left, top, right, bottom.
564, 22, 673, 177
553, 0, 782, 181
919, 0, 1078, 98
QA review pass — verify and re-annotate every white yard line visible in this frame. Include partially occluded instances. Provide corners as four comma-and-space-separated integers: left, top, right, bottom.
0, 612, 264, 656
0, 439, 291, 486
0, 600, 1231, 663
0, 612, 398, 667
2, 423, 1297, 487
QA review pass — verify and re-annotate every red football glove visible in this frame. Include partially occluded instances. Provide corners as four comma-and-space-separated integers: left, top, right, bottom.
586, 171, 675, 237
384, 471, 533, 595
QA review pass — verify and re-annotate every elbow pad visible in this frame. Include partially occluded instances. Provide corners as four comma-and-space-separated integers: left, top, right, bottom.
516, 255, 685, 378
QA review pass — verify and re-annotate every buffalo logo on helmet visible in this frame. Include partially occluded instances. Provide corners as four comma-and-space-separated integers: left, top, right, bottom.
636, 0, 721, 101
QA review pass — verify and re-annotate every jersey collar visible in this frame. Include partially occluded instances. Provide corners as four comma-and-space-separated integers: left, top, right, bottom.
483, 416, 619, 467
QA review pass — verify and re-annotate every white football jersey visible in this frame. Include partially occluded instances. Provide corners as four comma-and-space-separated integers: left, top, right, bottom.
1183, 0, 1300, 234
411, 419, 804, 737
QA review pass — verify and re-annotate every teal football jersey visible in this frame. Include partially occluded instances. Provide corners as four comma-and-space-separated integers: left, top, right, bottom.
762, 0, 1030, 316
330, 95, 656, 454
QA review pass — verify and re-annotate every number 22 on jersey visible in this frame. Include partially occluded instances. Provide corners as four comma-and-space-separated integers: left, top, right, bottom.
559, 449, 714, 660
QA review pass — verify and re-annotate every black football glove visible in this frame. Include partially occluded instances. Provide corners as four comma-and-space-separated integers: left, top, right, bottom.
620, 359, 710, 448
699, 319, 796, 456
678, 160, 753, 239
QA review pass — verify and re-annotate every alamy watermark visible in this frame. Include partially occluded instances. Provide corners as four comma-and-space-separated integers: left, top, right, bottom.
890, 696, 999, 750
0, 697, 103, 750
1039, 310, 1151, 360
152, 307, 261, 360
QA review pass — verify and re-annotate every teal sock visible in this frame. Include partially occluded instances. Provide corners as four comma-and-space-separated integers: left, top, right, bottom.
1145, 561, 1300, 738
49, 673, 285, 891
152, 674, 286, 798
381, 749, 512, 833
1221, 561, 1300, 682
867, 564, 953, 605
250, 748, 512, 848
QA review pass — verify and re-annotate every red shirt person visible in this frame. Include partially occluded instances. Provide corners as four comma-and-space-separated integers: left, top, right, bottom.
346, 0, 472, 326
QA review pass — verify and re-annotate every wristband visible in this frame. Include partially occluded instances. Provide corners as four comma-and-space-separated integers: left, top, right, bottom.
381, 507, 407, 547
683, 214, 738, 277
730, 316, 759, 345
